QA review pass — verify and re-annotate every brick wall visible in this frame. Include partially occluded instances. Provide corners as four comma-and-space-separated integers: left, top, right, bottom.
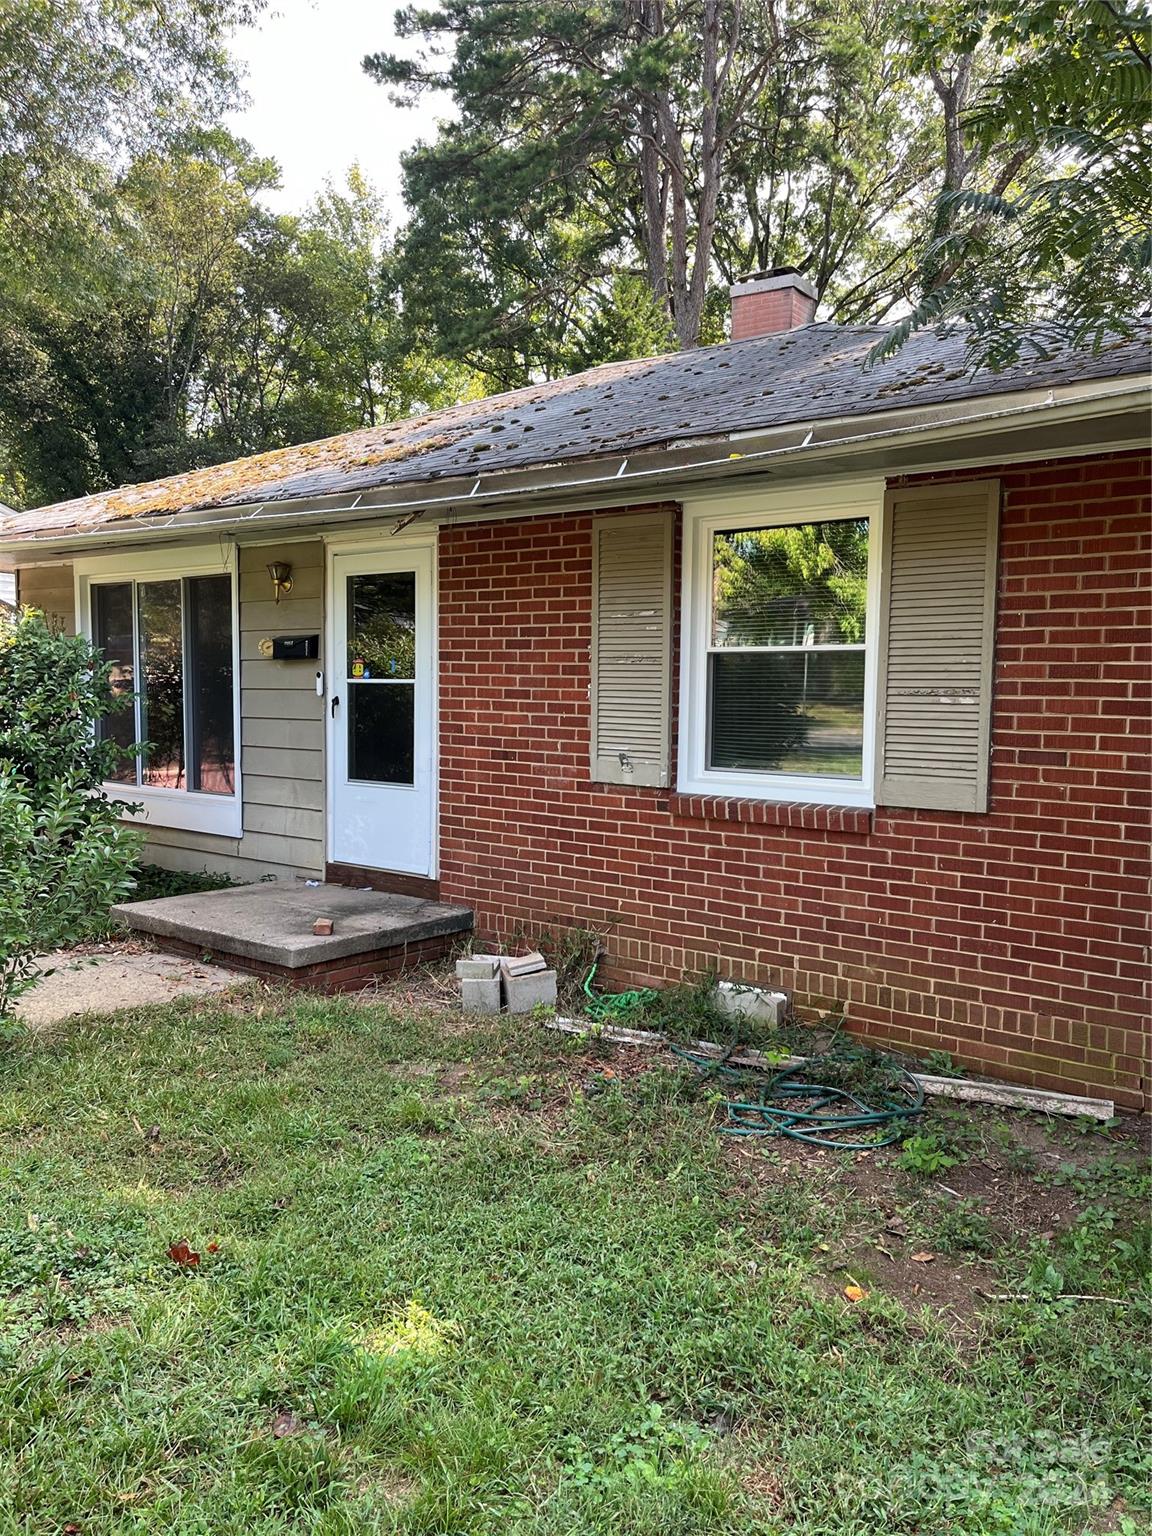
730, 286, 817, 340
437, 451, 1151, 1108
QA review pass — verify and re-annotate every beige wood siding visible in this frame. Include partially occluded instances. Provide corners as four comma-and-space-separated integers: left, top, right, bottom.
16, 564, 75, 632
236, 540, 325, 875
875, 480, 1000, 813
589, 510, 674, 786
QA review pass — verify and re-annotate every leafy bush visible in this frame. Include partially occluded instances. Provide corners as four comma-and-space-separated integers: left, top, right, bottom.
0, 606, 135, 804
0, 609, 141, 1019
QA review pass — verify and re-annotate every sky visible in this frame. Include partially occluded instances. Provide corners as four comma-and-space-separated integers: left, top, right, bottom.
226, 0, 450, 218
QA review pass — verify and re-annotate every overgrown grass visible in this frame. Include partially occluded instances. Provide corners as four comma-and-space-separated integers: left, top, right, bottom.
0, 985, 1147, 1534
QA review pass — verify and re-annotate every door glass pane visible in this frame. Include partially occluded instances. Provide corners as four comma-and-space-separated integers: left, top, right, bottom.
348, 683, 414, 784
712, 519, 869, 647
347, 573, 416, 680
92, 582, 137, 784
138, 580, 185, 788
186, 575, 235, 794
709, 650, 865, 778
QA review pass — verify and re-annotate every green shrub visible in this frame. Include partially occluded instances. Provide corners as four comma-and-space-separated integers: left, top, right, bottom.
0, 605, 136, 804
0, 609, 141, 1019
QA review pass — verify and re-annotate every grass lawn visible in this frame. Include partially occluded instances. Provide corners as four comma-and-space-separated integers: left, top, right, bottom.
0, 973, 1148, 1535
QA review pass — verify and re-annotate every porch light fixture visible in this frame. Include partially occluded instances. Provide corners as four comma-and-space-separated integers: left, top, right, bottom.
267, 561, 293, 603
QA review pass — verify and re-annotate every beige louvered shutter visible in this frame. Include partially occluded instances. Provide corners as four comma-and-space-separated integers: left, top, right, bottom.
590, 510, 673, 786
875, 480, 1000, 812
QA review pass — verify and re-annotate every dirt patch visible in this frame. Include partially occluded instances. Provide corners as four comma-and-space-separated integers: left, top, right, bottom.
354, 1468, 420, 1505
717, 1095, 1148, 1329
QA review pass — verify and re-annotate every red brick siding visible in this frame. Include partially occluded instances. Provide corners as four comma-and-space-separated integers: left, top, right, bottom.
437, 453, 1151, 1107
730, 287, 818, 339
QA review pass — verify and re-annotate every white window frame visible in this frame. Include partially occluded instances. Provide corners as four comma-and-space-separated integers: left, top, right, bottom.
679, 478, 885, 809
74, 543, 242, 837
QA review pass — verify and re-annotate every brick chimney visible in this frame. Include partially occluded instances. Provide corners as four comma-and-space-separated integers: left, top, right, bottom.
729, 267, 818, 340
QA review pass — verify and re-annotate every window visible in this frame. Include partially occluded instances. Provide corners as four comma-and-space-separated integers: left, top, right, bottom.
710, 519, 868, 778
346, 572, 417, 785
680, 484, 880, 807
89, 570, 239, 828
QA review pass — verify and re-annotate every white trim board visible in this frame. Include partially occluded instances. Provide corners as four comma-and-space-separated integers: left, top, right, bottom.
678, 477, 885, 809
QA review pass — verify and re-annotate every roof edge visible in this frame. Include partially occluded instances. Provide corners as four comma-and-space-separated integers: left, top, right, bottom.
1, 379, 1148, 561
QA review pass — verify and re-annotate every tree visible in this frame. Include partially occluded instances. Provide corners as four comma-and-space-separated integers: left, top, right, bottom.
877, 0, 1151, 366
0, 0, 264, 283
0, 137, 476, 507
367, 0, 940, 376
0, 609, 141, 1021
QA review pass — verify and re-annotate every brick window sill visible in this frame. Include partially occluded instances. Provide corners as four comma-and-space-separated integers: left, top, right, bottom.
668, 792, 874, 836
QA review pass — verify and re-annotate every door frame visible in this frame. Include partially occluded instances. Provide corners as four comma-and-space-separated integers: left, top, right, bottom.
323, 527, 440, 878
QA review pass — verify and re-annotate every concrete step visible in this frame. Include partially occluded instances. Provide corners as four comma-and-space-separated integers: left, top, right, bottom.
113, 881, 473, 990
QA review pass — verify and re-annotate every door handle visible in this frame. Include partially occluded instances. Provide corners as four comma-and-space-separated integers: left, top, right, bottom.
330, 695, 340, 717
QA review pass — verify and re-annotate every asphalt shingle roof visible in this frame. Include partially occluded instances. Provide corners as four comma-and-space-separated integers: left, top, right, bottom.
3, 322, 1148, 538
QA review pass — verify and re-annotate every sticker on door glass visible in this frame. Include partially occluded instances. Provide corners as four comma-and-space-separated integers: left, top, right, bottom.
351, 658, 368, 678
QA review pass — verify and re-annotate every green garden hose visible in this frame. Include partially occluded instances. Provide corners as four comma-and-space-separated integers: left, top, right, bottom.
582, 956, 659, 1022
580, 960, 922, 1148
670, 1043, 925, 1149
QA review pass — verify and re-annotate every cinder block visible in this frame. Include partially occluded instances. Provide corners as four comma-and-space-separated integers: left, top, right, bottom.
461, 976, 502, 1014
504, 969, 558, 1014
456, 955, 501, 979
715, 981, 788, 1026
501, 950, 547, 977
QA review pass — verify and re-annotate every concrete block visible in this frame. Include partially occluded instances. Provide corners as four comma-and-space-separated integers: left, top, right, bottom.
715, 981, 788, 1026
504, 969, 558, 1014
501, 950, 547, 977
456, 955, 501, 979
461, 975, 502, 1014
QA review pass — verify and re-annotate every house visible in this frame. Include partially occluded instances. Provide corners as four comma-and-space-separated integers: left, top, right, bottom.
0, 506, 13, 611
1, 270, 1148, 1107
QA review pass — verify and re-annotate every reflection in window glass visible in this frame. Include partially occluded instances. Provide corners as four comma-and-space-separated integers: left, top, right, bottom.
187, 576, 235, 794
91, 575, 237, 798
708, 519, 868, 780
710, 651, 865, 778
347, 573, 416, 680
712, 520, 869, 647
348, 682, 414, 784
138, 581, 185, 788
92, 582, 137, 784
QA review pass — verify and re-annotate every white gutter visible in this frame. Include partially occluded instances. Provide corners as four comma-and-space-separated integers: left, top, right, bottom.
1, 381, 1147, 556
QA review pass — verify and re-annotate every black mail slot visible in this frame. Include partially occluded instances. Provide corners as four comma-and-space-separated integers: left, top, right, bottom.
272, 634, 319, 660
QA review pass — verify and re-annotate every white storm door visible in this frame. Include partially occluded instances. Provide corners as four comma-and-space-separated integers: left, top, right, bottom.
329, 547, 435, 876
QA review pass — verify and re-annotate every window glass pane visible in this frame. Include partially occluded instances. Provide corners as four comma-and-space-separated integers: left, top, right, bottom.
138, 580, 185, 788
709, 650, 865, 778
348, 683, 415, 784
92, 583, 137, 784
348, 573, 416, 679
187, 575, 235, 794
712, 519, 869, 647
